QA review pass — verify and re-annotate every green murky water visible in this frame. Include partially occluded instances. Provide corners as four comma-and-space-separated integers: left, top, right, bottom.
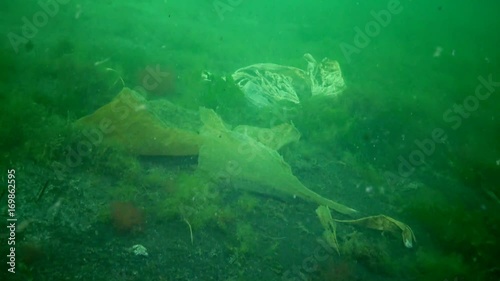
1, 1, 499, 280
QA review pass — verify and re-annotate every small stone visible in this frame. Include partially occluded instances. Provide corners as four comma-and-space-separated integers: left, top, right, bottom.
130, 244, 148, 257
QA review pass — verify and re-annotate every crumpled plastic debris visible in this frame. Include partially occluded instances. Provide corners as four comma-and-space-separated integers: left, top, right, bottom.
316, 205, 340, 255
316, 206, 417, 250
197, 107, 357, 215
77, 87, 202, 156
336, 215, 417, 248
303, 53, 346, 97
230, 53, 346, 108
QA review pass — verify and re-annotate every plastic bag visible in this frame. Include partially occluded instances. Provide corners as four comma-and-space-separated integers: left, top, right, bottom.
231, 53, 346, 108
